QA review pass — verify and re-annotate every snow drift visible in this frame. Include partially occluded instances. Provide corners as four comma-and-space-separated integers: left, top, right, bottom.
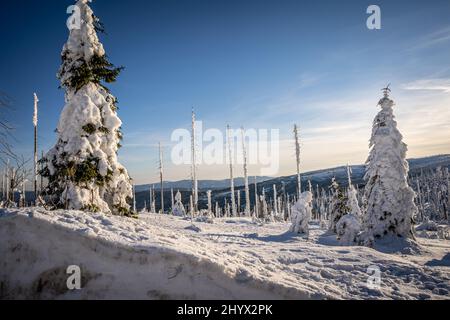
1, 208, 449, 300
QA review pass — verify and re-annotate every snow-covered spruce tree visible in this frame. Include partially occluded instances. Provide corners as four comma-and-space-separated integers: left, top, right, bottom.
173, 191, 186, 217
290, 191, 312, 236
328, 178, 349, 233
362, 87, 417, 244
334, 166, 363, 245
336, 214, 361, 245
40, 0, 132, 215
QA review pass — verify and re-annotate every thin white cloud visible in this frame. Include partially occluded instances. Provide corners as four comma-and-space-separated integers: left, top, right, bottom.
296, 73, 323, 90
403, 79, 450, 93
407, 26, 450, 51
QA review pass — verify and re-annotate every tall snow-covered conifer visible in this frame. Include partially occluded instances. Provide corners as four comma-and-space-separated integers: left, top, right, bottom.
40, 0, 132, 215
362, 86, 417, 243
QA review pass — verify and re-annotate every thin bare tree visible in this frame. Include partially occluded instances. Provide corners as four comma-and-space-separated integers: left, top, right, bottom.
0, 91, 15, 161
1, 156, 32, 207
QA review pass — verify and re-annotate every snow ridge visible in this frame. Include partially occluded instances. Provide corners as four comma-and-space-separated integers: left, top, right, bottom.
1, 208, 449, 300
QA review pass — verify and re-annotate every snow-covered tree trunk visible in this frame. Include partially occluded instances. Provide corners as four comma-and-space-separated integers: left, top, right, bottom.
241, 128, 250, 216
226, 125, 236, 217
416, 178, 423, 221
191, 109, 198, 215
307, 180, 313, 218
21, 180, 26, 207
286, 194, 291, 221
294, 124, 301, 198
40, 151, 44, 196
277, 197, 282, 219
132, 184, 136, 212
346, 165, 362, 218
215, 201, 219, 218
171, 188, 174, 214
237, 190, 241, 216
33, 93, 39, 200
2, 168, 5, 201
159, 142, 164, 214
261, 194, 268, 221
5, 160, 9, 204
315, 184, 321, 220
189, 195, 194, 220
207, 190, 212, 216
40, 0, 132, 215
151, 184, 156, 213
362, 87, 417, 244
273, 184, 278, 216
148, 185, 152, 213
253, 177, 258, 219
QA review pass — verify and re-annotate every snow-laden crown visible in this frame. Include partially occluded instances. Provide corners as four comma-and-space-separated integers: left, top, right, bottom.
66, 0, 105, 60
365, 93, 409, 185
59, 1, 122, 94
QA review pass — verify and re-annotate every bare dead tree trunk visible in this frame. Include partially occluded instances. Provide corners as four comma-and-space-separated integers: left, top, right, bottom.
241, 128, 250, 216
191, 109, 198, 215
227, 125, 236, 217
254, 176, 259, 219
294, 124, 301, 198
159, 142, 164, 214
33, 93, 39, 202
171, 188, 174, 214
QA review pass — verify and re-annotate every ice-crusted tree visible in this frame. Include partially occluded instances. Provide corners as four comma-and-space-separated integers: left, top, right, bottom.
346, 165, 362, 218
416, 166, 449, 221
40, 0, 132, 215
290, 191, 312, 236
173, 191, 186, 217
336, 214, 361, 245
334, 166, 363, 245
328, 178, 349, 233
362, 86, 417, 243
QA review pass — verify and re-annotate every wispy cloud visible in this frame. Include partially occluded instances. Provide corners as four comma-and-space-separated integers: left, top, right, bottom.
402, 78, 450, 93
407, 26, 450, 51
296, 73, 323, 90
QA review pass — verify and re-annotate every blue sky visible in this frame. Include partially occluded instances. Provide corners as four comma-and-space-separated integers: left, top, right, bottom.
1, 0, 450, 184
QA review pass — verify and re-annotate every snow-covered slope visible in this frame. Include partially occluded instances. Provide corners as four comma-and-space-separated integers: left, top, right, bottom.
1, 209, 449, 299
249, 154, 450, 198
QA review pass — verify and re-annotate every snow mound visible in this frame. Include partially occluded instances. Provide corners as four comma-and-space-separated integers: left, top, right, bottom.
416, 220, 440, 232
290, 191, 312, 235
336, 214, 361, 245
1, 208, 449, 300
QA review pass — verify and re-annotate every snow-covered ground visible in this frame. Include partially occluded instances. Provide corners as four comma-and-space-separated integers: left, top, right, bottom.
1, 208, 449, 300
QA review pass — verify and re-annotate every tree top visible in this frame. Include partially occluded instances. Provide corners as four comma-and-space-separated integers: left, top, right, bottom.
382, 83, 391, 97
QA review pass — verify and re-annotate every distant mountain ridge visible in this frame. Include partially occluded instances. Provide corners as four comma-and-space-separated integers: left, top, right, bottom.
247, 154, 450, 196
137, 154, 450, 192
134, 154, 450, 211
135, 176, 273, 192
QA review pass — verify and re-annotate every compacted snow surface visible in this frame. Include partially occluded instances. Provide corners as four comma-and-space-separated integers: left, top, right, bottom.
1, 208, 449, 299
